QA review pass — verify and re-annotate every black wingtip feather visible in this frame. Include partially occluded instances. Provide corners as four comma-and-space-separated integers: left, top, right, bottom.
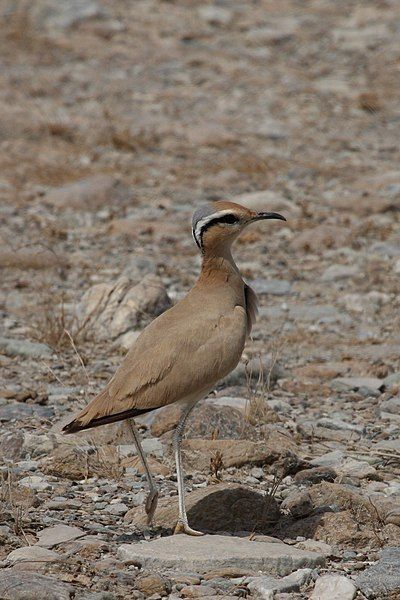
62, 406, 154, 434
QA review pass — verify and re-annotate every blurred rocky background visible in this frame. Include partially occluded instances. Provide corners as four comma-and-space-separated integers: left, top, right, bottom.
0, 0, 399, 598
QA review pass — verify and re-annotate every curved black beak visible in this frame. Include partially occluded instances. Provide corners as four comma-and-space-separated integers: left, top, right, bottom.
255, 211, 286, 222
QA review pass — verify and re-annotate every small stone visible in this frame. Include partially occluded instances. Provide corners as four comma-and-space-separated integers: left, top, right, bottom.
250, 467, 264, 480
197, 6, 233, 26
135, 573, 170, 597
106, 503, 129, 516
36, 524, 85, 548
118, 534, 324, 575
311, 575, 356, 600
281, 490, 313, 518
246, 568, 312, 595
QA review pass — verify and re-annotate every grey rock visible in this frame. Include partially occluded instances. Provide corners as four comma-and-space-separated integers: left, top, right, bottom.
295, 540, 333, 557
288, 304, 351, 325
123, 254, 156, 279
371, 242, 400, 257
356, 547, 400, 598
106, 502, 129, 516
23, 432, 55, 456
250, 278, 292, 296
198, 6, 233, 26
330, 377, 384, 394
33, 0, 106, 31
384, 372, 400, 388
117, 535, 324, 576
250, 467, 264, 480
0, 431, 24, 460
247, 568, 312, 595
311, 575, 356, 599
0, 570, 72, 600
316, 417, 362, 433
223, 354, 286, 387
0, 337, 53, 358
77, 274, 171, 340
207, 396, 248, 413
6, 546, 58, 564
18, 475, 52, 491
337, 458, 377, 479
380, 396, 400, 414
142, 437, 164, 458
281, 490, 313, 518
321, 264, 359, 282
36, 524, 85, 548
0, 402, 54, 422
310, 450, 345, 468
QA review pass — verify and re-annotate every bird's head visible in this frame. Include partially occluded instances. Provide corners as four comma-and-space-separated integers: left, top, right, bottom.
192, 200, 286, 254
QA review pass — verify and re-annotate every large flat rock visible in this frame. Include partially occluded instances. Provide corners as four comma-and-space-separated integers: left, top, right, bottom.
118, 534, 325, 576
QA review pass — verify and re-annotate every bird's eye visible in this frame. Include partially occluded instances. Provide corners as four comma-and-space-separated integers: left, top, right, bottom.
218, 214, 239, 225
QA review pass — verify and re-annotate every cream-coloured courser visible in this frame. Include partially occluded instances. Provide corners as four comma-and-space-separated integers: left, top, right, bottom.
63, 200, 285, 535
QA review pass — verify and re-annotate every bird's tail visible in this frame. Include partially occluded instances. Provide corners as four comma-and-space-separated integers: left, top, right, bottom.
62, 389, 151, 434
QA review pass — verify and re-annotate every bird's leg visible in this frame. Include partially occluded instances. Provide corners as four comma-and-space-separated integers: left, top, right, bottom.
173, 403, 204, 536
127, 419, 158, 524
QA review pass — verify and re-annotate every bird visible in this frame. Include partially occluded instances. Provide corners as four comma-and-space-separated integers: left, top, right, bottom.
63, 200, 286, 535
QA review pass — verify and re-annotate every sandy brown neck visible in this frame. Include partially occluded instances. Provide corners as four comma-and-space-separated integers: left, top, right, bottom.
198, 244, 243, 287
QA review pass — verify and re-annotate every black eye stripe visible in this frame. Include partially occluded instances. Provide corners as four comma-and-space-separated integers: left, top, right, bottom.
192, 212, 240, 252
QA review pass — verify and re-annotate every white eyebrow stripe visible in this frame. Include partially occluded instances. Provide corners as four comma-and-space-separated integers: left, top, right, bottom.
193, 210, 235, 248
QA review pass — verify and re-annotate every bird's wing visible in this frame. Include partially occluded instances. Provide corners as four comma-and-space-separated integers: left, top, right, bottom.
64, 301, 247, 431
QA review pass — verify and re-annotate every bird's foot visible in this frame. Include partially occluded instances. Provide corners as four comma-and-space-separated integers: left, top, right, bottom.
145, 489, 159, 525
174, 520, 204, 536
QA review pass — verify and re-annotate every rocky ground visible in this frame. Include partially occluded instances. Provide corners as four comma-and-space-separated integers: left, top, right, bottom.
1, 0, 400, 598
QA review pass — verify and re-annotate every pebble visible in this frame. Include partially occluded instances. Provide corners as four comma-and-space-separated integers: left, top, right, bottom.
106, 503, 129, 516
246, 568, 312, 595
